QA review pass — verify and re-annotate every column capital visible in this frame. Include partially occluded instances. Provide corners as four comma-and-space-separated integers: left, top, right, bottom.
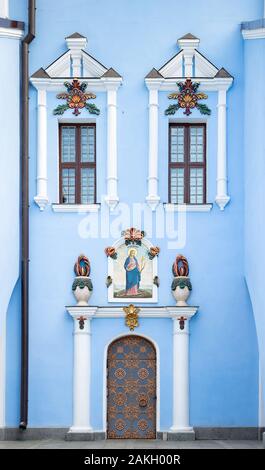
66, 306, 98, 321
166, 306, 198, 320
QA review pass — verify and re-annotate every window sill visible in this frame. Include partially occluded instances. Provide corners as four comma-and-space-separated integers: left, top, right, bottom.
164, 203, 213, 213
52, 204, 101, 213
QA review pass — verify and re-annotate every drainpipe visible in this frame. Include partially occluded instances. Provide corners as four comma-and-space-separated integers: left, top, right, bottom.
20, 0, 36, 430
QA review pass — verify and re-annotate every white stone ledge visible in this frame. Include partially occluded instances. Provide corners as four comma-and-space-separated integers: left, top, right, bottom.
52, 204, 101, 213
66, 306, 199, 319
164, 203, 213, 213
0, 27, 24, 39
242, 29, 265, 40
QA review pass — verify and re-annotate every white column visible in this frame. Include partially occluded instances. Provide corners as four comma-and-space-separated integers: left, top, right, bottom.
146, 86, 160, 211
69, 315, 92, 432
34, 88, 49, 211
171, 317, 193, 433
215, 88, 230, 210
0, 0, 9, 18
105, 86, 119, 211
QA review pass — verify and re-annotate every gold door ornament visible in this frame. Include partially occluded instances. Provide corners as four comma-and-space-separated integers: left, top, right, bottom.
123, 304, 140, 331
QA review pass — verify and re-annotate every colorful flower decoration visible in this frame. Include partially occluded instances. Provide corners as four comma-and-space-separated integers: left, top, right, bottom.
165, 78, 211, 116
74, 254, 91, 277
105, 247, 118, 260
53, 79, 100, 116
172, 255, 189, 277
122, 228, 146, 246
148, 246, 160, 260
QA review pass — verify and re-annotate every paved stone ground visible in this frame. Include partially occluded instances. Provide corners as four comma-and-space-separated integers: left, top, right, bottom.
0, 439, 263, 449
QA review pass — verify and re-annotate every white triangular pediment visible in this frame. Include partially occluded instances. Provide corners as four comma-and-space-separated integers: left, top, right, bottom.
82, 51, 107, 77
159, 51, 183, 78
194, 50, 218, 78
41, 34, 109, 79
156, 35, 220, 80
46, 51, 71, 78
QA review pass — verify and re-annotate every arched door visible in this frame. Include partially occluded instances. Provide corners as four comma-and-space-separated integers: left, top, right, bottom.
107, 335, 157, 439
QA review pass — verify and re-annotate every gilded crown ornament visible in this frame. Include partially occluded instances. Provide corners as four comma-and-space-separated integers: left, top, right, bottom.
54, 79, 100, 116
123, 304, 140, 331
165, 78, 211, 116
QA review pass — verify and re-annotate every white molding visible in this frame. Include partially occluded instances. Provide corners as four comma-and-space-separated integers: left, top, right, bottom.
105, 87, 119, 211
0, 27, 24, 40
146, 87, 160, 210
164, 204, 213, 213
242, 29, 265, 40
34, 89, 49, 211
65, 306, 199, 319
178, 37, 200, 50
102, 333, 161, 433
216, 89, 230, 210
30, 76, 122, 92
107, 237, 158, 304
145, 77, 233, 93
0, 0, 9, 18
52, 204, 100, 213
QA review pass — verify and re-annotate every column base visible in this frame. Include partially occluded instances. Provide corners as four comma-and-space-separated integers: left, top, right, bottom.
105, 195, 119, 211
168, 427, 195, 441
66, 428, 105, 441
215, 194, 230, 211
146, 195, 160, 211
34, 194, 49, 211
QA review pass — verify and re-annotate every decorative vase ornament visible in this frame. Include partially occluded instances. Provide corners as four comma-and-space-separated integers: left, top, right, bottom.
171, 255, 192, 306
72, 254, 93, 306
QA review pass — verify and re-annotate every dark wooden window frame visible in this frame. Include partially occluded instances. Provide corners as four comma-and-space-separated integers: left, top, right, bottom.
59, 123, 97, 204
168, 123, 207, 204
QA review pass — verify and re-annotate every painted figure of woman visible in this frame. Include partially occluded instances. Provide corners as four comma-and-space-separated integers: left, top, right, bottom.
124, 248, 145, 296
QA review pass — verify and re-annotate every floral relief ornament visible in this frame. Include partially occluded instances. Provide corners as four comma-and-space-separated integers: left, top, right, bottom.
53, 79, 100, 116
165, 78, 211, 116
122, 228, 146, 246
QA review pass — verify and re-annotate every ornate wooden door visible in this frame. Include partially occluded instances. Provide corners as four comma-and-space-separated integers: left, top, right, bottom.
107, 336, 156, 439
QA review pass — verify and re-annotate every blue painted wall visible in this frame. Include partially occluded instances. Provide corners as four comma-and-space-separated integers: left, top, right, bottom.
0, 22, 23, 426
4, 0, 262, 428
244, 37, 265, 423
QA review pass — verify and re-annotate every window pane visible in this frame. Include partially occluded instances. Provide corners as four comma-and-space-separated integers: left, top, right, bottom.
190, 127, 204, 163
189, 168, 204, 204
81, 168, 95, 204
81, 126, 95, 162
61, 127, 76, 162
62, 168, 75, 203
170, 168, 185, 204
170, 127, 184, 163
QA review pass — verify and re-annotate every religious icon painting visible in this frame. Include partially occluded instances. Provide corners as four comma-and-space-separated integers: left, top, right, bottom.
105, 230, 159, 303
